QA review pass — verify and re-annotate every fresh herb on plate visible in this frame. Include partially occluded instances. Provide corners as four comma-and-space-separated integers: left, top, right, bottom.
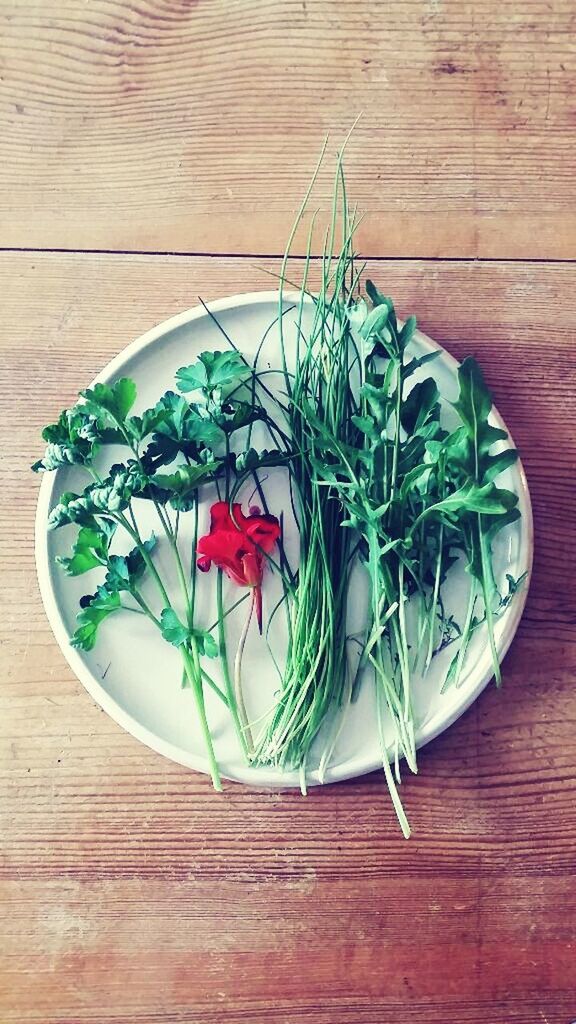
34, 145, 527, 833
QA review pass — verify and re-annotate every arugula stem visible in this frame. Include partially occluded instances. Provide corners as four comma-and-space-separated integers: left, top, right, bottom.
451, 581, 477, 690
479, 520, 501, 684
375, 655, 411, 839
425, 524, 444, 671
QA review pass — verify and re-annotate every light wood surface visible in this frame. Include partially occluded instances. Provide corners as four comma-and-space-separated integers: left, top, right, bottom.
1, 0, 575, 258
2, 254, 576, 1022
2, 1, 576, 1021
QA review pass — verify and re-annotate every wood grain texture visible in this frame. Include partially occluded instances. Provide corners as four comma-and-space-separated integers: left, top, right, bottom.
1, 252, 575, 1023
1, 0, 575, 258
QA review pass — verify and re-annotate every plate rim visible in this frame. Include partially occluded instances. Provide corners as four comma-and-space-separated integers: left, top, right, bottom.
35, 290, 534, 787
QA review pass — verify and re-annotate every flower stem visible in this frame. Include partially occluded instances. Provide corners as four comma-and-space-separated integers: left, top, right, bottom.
217, 569, 250, 759
234, 590, 256, 755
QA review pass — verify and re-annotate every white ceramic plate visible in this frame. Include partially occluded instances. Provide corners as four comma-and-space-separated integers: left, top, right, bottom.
35, 291, 533, 787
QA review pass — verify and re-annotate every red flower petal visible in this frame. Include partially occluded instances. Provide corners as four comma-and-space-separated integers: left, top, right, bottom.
197, 501, 280, 603
244, 515, 281, 553
241, 551, 261, 587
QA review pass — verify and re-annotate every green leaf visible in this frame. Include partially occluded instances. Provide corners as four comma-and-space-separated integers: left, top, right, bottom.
48, 491, 98, 530
401, 378, 440, 436
32, 406, 102, 472
215, 400, 264, 435
454, 357, 491, 432
140, 392, 204, 469
359, 304, 390, 340
365, 281, 398, 335
105, 535, 156, 592
81, 378, 137, 425
56, 520, 117, 575
360, 382, 391, 429
400, 463, 433, 501
351, 414, 379, 441
234, 448, 286, 473
365, 279, 388, 308
71, 586, 121, 651
126, 397, 175, 442
398, 315, 417, 349
421, 482, 518, 523
184, 416, 225, 449
160, 608, 190, 647
194, 629, 219, 659
401, 350, 439, 382
176, 350, 247, 395
152, 463, 219, 511
481, 448, 518, 483
89, 463, 146, 514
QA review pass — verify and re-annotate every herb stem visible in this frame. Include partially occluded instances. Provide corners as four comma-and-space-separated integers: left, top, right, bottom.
217, 569, 250, 759
181, 642, 222, 791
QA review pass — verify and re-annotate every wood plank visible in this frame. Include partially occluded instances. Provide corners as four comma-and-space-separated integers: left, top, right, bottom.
1, 253, 575, 1022
1, 0, 575, 258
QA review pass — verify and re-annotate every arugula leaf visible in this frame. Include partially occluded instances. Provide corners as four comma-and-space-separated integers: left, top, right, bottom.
71, 586, 121, 651
56, 520, 117, 575
401, 378, 440, 436
176, 351, 247, 395
359, 304, 391, 341
421, 482, 518, 522
400, 463, 433, 501
481, 448, 519, 483
401, 350, 439, 382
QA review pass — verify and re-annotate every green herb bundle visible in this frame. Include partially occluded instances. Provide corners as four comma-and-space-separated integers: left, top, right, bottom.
34, 145, 526, 833
33, 352, 274, 790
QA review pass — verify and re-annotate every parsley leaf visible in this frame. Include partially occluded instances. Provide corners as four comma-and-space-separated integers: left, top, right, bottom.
71, 586, 121, 651
176, 350, 247, 395
81, 378, 137, 425
105, 536, 156, 592
56, 520, 117, 575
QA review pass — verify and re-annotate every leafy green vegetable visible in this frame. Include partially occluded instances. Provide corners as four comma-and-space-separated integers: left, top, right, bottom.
152, 463, 220, 511
71, 586, 121, 651
32, 406, 102, 472
176, 351, 247, 395
81, 378, 137, 425
160, 608, 218, 658
34, 146, 526, 824
160, 607, 190, 646
56, 520, 117, 575
105, 536, 156, 592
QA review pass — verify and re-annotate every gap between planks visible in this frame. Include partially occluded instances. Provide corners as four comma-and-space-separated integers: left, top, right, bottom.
0, 247, 575, 265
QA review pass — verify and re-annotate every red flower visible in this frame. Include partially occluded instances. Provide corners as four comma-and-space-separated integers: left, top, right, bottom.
197, 501, 280, 632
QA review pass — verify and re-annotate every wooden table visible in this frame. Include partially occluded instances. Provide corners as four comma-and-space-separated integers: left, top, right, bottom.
1, 3, 575, 1022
